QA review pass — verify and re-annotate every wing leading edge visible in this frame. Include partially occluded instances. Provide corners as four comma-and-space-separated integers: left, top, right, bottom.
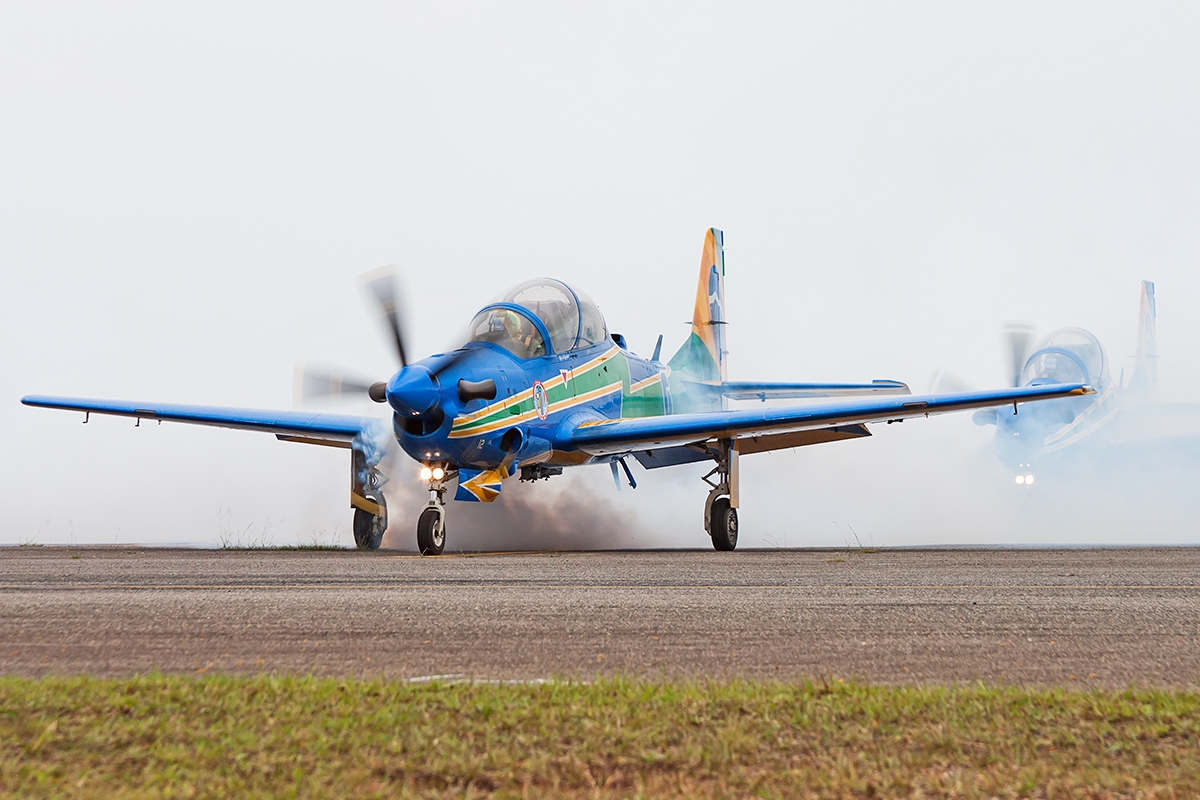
569, 383, 1094, 457
21, 395, 387, 458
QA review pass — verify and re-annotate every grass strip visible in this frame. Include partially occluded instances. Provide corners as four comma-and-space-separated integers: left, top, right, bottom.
2, 674, 1198, 798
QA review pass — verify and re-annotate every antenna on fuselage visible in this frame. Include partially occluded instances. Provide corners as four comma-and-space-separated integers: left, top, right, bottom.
651, 334, 663, 362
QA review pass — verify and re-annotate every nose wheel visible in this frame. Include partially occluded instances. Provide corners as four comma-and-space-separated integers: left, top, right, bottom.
417, 468, 453, 555
417, 505, 446, 555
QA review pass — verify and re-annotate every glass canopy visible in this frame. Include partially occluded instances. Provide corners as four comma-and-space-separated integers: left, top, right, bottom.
1023, 327, 1108, 386
467, 279, 607, 357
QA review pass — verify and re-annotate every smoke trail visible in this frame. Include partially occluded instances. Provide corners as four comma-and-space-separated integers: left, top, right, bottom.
746, 414, 1200, 549
379, 466, 646, 552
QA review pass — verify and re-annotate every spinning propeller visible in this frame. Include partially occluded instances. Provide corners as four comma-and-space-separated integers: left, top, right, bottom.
295, 267, 487, 417
1002, 322, 1037, 388
360, 267, 409, 370
928, 321, 1038, 395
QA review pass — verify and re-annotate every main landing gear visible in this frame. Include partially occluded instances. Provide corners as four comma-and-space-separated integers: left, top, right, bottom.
703, 440, 739, 551
351, 448, 388, 550
417, 466, 454, 555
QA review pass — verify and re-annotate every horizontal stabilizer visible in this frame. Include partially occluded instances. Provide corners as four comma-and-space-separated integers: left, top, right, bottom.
694, 379, 910, 401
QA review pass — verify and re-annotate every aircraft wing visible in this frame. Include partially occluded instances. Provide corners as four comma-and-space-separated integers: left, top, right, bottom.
569, 383, 1094, 457
21, 395, 387, 455
693, 379, 910, 401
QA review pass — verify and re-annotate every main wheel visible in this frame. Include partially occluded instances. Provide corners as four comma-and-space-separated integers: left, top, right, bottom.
710, 497, 738, 551
353, 505, 386, 550
417, 506, 446, 556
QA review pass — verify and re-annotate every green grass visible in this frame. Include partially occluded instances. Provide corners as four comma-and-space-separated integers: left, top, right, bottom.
3, 675, 1199, 798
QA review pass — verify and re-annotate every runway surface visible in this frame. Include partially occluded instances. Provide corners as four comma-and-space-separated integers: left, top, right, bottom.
2, 547, 1199, 687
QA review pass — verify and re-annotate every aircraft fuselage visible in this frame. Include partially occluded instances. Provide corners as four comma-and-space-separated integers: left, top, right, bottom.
392, 340, 674, 473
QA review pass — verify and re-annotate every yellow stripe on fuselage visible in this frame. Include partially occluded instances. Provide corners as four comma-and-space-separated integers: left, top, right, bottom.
629, 374, 663, 394
448, 380, 624, 439
450, 346, 621, 428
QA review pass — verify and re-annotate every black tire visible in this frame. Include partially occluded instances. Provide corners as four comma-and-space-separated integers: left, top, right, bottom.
353, 503, 386, 551
710, 497, 738, 551
417, 507, 446, 556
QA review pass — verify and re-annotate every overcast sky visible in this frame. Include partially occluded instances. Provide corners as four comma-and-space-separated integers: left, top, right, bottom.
3, 2, 1199, 549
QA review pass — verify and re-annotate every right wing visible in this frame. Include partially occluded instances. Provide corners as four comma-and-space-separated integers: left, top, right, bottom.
21, 395, 388, 458
568, 383, 1093, 457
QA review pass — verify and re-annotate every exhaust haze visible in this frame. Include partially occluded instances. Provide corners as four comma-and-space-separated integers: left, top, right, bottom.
3, 3, 1199, 548
378, 470, 648, 553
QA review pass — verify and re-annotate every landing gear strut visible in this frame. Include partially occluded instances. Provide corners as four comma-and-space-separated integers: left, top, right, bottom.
703, 440, 739, 551
351, 447, 388, 550
417, 467, 453, 555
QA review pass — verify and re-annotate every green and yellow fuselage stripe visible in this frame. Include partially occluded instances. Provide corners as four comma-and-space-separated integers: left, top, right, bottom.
630, 374, 662, 394
447, 344, 672, 446
449, 346, 627, 439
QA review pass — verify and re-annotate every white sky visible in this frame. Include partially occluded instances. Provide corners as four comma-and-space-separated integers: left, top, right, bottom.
3, 2, 1199, 548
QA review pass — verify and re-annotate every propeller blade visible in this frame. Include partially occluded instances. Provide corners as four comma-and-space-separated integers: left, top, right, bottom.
360, 266, 409, 368
927, 368, 976, 394
1002, 322, 1037, 388
294, 365, 386, 405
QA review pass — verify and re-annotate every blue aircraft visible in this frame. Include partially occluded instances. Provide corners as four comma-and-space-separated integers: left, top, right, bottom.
965, 281, 1200, 485
23, 229, 1093, 553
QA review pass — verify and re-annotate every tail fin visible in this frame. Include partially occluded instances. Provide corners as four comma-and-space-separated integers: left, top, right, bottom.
668, 228, 727, 383
1128, 280, 1158, 398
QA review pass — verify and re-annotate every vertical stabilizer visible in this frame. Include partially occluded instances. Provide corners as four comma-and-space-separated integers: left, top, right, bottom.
1128, 280, 1158, 399
668, 228, 727, 384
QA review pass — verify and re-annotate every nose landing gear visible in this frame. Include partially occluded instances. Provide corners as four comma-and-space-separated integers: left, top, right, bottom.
703, 440, 739, 551
417, 467, 454, 555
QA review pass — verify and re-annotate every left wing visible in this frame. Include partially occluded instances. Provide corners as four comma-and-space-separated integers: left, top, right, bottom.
21, 395, 387, 457
569, 383, 1093, 456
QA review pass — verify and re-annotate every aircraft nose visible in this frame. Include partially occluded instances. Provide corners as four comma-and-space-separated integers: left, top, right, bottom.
387, 365, 441, 417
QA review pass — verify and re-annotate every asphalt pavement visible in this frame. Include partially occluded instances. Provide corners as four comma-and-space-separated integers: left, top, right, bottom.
2, 546, 1198, 687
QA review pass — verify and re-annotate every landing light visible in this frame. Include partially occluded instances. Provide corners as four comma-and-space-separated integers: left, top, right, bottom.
432, 466, 445, 481
419, 466, 433, 481
1015, 475, 1025, 485
1024, 474, 1035, 485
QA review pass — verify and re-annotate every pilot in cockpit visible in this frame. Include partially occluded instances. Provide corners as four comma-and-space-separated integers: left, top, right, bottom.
492, 308, 545, 358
